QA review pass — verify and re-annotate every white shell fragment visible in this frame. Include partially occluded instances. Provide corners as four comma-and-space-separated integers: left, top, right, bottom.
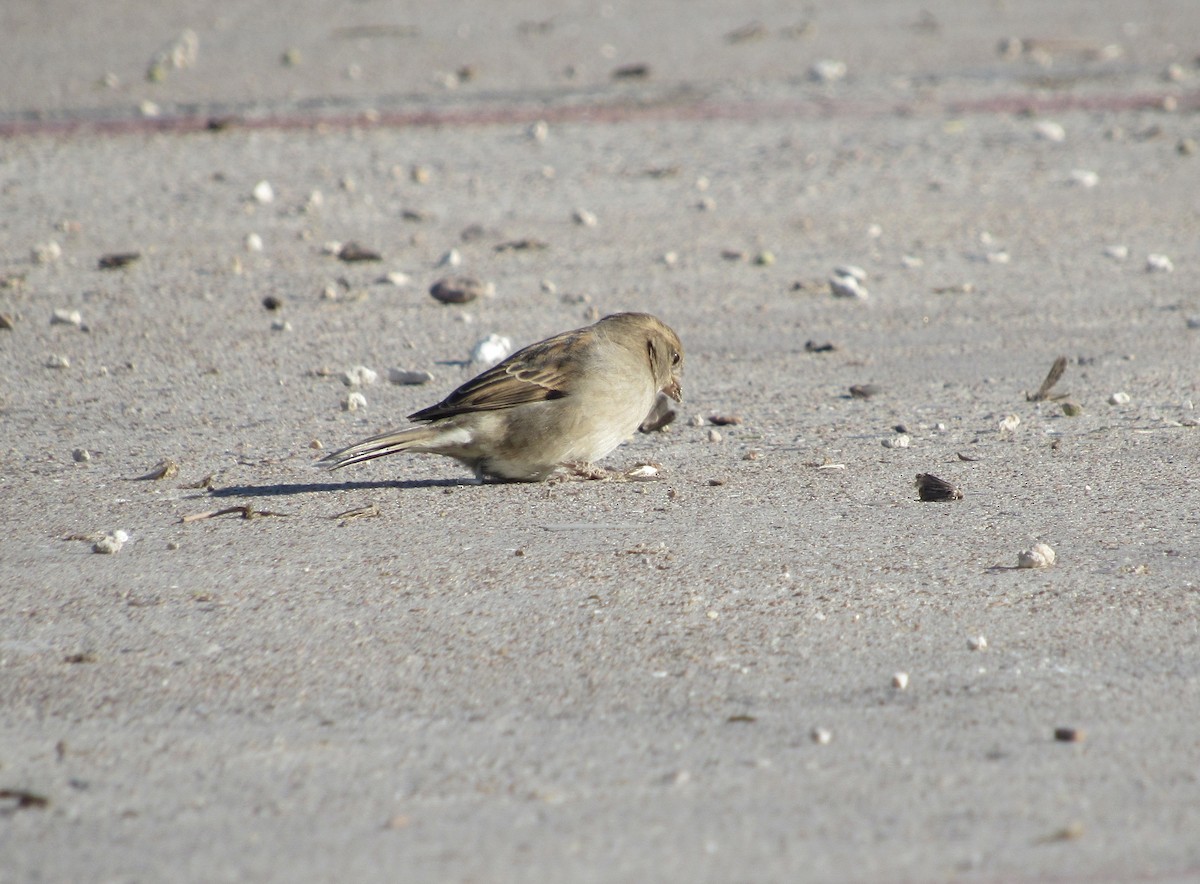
707, 428, 723, 443
809, 59, 847, 83
252, 180, 275, 204
1104, 245, 1129, 261
437, 248, 463, 268
626, 464, 659, 480
1109, 391, 1131, 405
46, 354, 71, 369
51, 309, 83, 327
1146, 254, 1174, 273
244, 233, 264, 252
470, 334, 512, 366
340, 365, 378, 387
1018, 543, 1056, 569
967, 635, 988, 651
892, 672, 909, 690
147, 29, 198, 81
343, 392, 367, 412
32, 240, 62, 264
1069, 169, 1099, 188
830, 273, 868, 300
388, 368, 435, 386
882, 434, 910, 449
572, 208, 598, 227
811, 727, 833, 745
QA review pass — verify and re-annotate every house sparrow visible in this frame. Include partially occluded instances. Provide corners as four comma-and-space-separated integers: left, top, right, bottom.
319, 312, 683, 481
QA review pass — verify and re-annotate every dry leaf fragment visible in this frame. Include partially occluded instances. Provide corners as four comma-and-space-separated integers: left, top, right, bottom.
134, 459, 179, 480
1027, 355, 1068, 401
915, 473, 963, 501
98, 252, 141, 270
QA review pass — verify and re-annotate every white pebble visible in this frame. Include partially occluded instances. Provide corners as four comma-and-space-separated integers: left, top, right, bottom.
139, 100, 161, 118
882, 434, 910, 449
661, 251, 679, 267
1146, 254, 1174, 273
626, 464, 659, 480
985, 250, 1011, 264
271, 319, 292, 332
470, 334, 512, 366
343, 392, 367, 412
528, 120, 549, 142
1033, 120, 1066, 142
1103, 245, 1129, 261
967, 635, 988, 651
998, 414, 1021, 434
46, 354, 71, 369
572, 208, 598, 227
811, 727, 832, 745
340, 365, 378, 387
1017, 542, 1056, 569
244, 233, 264, 252
1108, 391, 1130, 405
830, 273, 868, 300
382, 271, 411, 287
51, 308, 83, 326
833, 264, 867, 283
252, 180, 274, 203
707, 428, 723, 443
892, 672, 909, 690
92, 530, 129, 555
437, 248, 462, 268
387, 368, 434, 385
901, 254, 924, 268
32, 240, 62, 264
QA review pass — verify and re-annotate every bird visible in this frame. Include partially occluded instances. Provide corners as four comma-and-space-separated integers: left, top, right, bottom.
319, 312, 683, 481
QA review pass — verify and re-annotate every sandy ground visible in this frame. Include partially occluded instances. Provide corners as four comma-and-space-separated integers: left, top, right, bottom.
2, 2, 1199, 882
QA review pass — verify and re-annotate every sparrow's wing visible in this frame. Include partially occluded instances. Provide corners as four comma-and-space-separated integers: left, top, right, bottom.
409, 328, 592, 421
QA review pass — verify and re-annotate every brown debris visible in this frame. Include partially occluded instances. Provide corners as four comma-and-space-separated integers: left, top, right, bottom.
915, 473, 963, 501
98, 252, 141, 270
337, 242, 382, 262
180, 505, 288, 523
134, 459, 179, 481
1027, 356, 1069, 402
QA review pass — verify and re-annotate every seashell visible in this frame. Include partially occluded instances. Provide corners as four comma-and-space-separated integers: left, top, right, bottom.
340, 366, 378, 387
470, 334, 511, 366
1017, 542, 1056, 569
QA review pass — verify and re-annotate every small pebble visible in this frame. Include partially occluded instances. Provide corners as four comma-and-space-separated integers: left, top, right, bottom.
251, 180, 274, 204
707, 429, 723, 443
387, 368, 435, 386
1054, 727, 1085, 743
382, 271, 411, 287
244, 233, 264, 252
830, 272, 868, 300
270, 319, 291, 332
72, 448, 92, 463
92, 530, 129, 555
51, 309, 82, 327
1103, 244, 1129, 261
1018, 543, 1056, 569
340, 365, 378, 387
572, 208, 598, 227
430, 276, 494, 304
1061, 401, 1084, 416
752, 250, 775, 266
915, 473, 962, 501
437, 248, 463, 268
849, 384, 880, 399
338, 242, 382, 262
1069, 169, 1099, 188
811, 727, 832, 745
470, 334, 512, 366
892, 672, 909, 690
626, 464, 659, 480
46, 354, 71, 369
1179, 138, 1198, 156
1108, 391, 1130, 405
882, 435, 910, 449
967, 635, 988, 651
343, 392, 367, 412
998, 414, 1021, 434
262, 295, 283, 311
1146, 254, 1174, 273
410, 165, 432, 184
527, 120, 549, 142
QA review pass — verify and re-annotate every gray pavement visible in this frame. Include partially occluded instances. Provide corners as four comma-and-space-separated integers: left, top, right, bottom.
2, 2, 1199, 882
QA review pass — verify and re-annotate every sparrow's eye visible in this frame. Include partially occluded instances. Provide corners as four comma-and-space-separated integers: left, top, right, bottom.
671, 351, 681, 366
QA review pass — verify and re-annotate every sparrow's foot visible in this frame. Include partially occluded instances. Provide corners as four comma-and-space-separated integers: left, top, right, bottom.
561, 462, 611, 481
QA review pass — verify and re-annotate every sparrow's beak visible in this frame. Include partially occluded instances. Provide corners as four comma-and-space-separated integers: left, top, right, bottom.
662, 379, 683, 402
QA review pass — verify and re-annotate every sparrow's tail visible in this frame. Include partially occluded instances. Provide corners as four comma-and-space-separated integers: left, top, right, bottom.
318, 425, 459, 470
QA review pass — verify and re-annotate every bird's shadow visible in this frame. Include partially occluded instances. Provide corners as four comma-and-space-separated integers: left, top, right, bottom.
209, 478, 474, 498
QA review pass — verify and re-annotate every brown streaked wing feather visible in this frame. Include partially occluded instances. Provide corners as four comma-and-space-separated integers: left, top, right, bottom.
408, 329, 590, 421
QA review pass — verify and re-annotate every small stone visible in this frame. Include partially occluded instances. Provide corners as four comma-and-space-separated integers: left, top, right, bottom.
381, 271, 411, 287
387, 368, 435, 386
51, 309, 82, 327
1061, 401, 1084, 416
901, 254, 924, 268
252, 180, 274, 204
72, 448, 92, 463
752, 250, 775, 266
92, 530, 129, 555
998, 414, 1021, 434
1146, 253, 1174, 273
410, 165, 432, 184
437, 248, 463, 268
830, 271, 868, 299
849, 384, 880, 399
833, 264, 867, 283
527, 120, 549, 142
811, 727, 832, 745
626, 464, 659, 480
1108, 391, 1131, 405
343, 392, 367, 412
281, 47, 302, 66
892, 672, 909, 690
1178, 138, 1198, 156
32, 240, 62, 264
1018, 543, 1056, 569
270, 319, 292, 332
338, 242, 382, 262
1103, 244, 1129, 261
572, 208, 598, 227
46, 354, 71, 369
262, 295, 283, 311
1054, 727, 1085, 743
340, 366, 378, 387
139, 100, 161, 118
661, 251, 679, 267
430, 276, 494, 304
967, 635, 988, 651
882, 434, 910, 449
470, 334, 512, 366
244, 233, 264, 252
915, 473, 962, 501
707, 428, 723, 443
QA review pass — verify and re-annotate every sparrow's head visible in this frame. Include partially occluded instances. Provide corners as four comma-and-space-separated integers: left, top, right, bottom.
602, 312, 684, 402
